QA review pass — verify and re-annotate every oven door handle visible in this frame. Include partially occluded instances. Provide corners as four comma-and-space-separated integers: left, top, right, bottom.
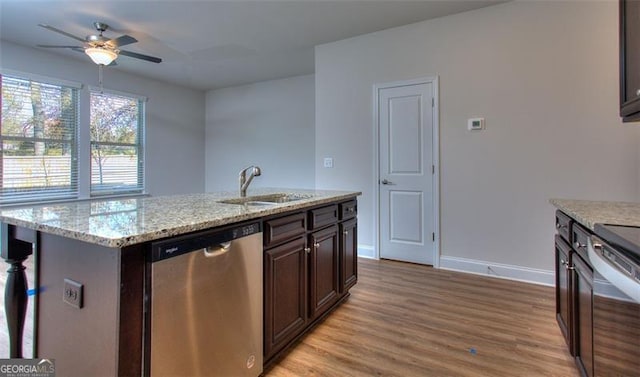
588, 236, 640, 303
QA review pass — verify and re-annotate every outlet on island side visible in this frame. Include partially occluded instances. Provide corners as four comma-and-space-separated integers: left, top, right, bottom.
323, 157, 334, 168
63, 278, 83, 309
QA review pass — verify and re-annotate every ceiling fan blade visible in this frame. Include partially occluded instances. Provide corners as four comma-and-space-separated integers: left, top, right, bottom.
38, 24, 86, 43
119, 50, 162, 63
106, 35, 137, 48
37, 45, 83, 49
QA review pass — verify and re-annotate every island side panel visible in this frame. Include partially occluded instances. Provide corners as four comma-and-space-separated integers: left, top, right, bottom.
37, 232, 120, 377
118, 243, 145, 376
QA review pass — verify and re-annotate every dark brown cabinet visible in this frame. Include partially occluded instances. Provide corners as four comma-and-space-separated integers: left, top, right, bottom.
555, 235, 572, 351
620, 0, 640, 122
264, 235, 308, 359
554, 210, 594, 377
308, 225, 339, 319
340, 218, 358, 293
263, 199, 358, 362
573, 252, 594, 377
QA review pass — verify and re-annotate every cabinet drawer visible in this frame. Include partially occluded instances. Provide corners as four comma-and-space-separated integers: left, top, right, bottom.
309, 205, 338, 230
571, 223, 591, 263
339, 200, 357, 220
264, 212, 306, 248
555, 211, 573, 243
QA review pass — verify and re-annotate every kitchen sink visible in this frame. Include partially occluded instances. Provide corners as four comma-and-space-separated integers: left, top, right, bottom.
218, 193, 314, 206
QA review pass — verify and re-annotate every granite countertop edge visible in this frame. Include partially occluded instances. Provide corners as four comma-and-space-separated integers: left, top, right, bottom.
549, 198, 640, 231
0, 188, 361, 248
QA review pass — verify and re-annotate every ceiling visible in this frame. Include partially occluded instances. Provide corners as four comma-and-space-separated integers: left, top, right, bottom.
0, 0, 504, 91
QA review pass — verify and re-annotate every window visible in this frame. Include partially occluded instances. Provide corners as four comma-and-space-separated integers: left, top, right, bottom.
90, 90, 144, 196
0, 72, 146, 205
0, 74, 79, 204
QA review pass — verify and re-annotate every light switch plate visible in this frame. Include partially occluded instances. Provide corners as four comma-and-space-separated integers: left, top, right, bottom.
323, 157, 334, 168
63, 278, 83, 309
468, 118, 485, 131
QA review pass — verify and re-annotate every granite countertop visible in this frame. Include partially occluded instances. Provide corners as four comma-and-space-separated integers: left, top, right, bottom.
0, 188, 361, 248
550, 199, 640, 230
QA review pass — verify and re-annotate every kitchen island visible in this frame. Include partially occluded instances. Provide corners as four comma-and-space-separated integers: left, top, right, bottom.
0, 188, 360, 376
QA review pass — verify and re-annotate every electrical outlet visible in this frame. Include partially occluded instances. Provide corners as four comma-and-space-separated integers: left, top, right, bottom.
63, 279, 83, 309
323, 157, 334, 168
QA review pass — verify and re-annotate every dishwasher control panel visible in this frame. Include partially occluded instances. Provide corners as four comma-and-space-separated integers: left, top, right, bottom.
151, 221, 261, 262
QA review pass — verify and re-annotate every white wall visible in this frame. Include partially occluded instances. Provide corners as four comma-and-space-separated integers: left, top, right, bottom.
1, 41, 206, 196
205, 75, 315, 192
315, 0, 640, 274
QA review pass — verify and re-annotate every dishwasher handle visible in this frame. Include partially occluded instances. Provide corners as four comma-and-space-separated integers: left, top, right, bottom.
150, 221, 261, 262
203, 242, 231, 258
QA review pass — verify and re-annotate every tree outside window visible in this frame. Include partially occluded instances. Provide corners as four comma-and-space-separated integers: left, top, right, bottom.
0, 75, 78, 204
89, 90, 144, 195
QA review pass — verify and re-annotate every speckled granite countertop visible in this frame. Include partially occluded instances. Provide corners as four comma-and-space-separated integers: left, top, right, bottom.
550, 199, 640, 230
0, 188, 361, 248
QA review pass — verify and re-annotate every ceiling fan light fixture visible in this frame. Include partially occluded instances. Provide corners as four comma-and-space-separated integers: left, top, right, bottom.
85, 47, 118, 65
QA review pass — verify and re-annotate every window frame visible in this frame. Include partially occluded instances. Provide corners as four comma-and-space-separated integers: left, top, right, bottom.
88, 87, 146, 197
0, 71, 81, 205
0, 70, 148, 206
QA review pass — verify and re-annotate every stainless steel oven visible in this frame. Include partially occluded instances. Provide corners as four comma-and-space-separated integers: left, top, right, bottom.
588, 225, 640, 377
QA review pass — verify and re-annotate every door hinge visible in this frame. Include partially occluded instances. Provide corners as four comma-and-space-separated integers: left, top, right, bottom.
432, 233, 435, 242
432, 165, 435, 174
432, 98, 434, 107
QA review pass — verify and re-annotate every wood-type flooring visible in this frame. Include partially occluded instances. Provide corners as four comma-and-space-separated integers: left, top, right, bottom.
265, 257, 579, 377
0, 257, 578, 376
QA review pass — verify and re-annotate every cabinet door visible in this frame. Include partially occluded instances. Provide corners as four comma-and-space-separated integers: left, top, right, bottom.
264, 236, 308, 359
620, 0, 640, 121
309, 225, 339, 319
339, 219, 358, 294
573, 254, 594, 377
555, 235, 573, 354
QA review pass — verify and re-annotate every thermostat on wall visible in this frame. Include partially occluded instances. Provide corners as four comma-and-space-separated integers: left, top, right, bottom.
468, 118, 485, 131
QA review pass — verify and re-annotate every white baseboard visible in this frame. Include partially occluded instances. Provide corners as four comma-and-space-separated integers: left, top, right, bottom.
439, 256, 554, 286
357, 244, 376, 259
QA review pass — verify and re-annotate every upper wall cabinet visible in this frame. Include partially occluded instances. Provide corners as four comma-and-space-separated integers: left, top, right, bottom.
620, 0, 640, 122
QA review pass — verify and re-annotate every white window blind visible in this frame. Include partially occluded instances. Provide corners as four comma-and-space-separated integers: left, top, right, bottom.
1, 74, 79, 205
89, 89, 144, 196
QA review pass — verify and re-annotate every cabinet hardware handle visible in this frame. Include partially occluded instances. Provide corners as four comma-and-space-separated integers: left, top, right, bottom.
304, 247, 311, 254
567, 266, 575, 271
344, 230, 349, 236
636, 89, 640, 97
574, 241, 584, 249
380, 179, 393, 185
348, 208, 355, 212
314, 242, 320, 249
556, 223, 565, 229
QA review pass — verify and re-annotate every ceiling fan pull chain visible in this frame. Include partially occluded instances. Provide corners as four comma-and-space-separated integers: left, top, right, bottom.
98, 65, 104, 93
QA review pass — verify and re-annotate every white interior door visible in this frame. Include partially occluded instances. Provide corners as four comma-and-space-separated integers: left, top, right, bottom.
378, 82, 434, 265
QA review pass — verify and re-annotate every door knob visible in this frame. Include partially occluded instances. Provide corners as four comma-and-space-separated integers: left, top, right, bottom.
381, 179, 393, 185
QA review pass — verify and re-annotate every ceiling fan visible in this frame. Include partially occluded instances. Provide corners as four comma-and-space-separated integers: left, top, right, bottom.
37, 22, 162, 66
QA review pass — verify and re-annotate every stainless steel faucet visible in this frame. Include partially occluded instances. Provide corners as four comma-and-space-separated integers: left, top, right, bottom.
239, 165, 262, 197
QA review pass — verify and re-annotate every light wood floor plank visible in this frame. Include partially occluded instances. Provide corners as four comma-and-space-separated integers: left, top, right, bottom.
266, 258, 578, 377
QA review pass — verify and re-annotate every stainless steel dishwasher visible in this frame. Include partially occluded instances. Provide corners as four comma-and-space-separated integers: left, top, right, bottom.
146, 221, 263, 377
